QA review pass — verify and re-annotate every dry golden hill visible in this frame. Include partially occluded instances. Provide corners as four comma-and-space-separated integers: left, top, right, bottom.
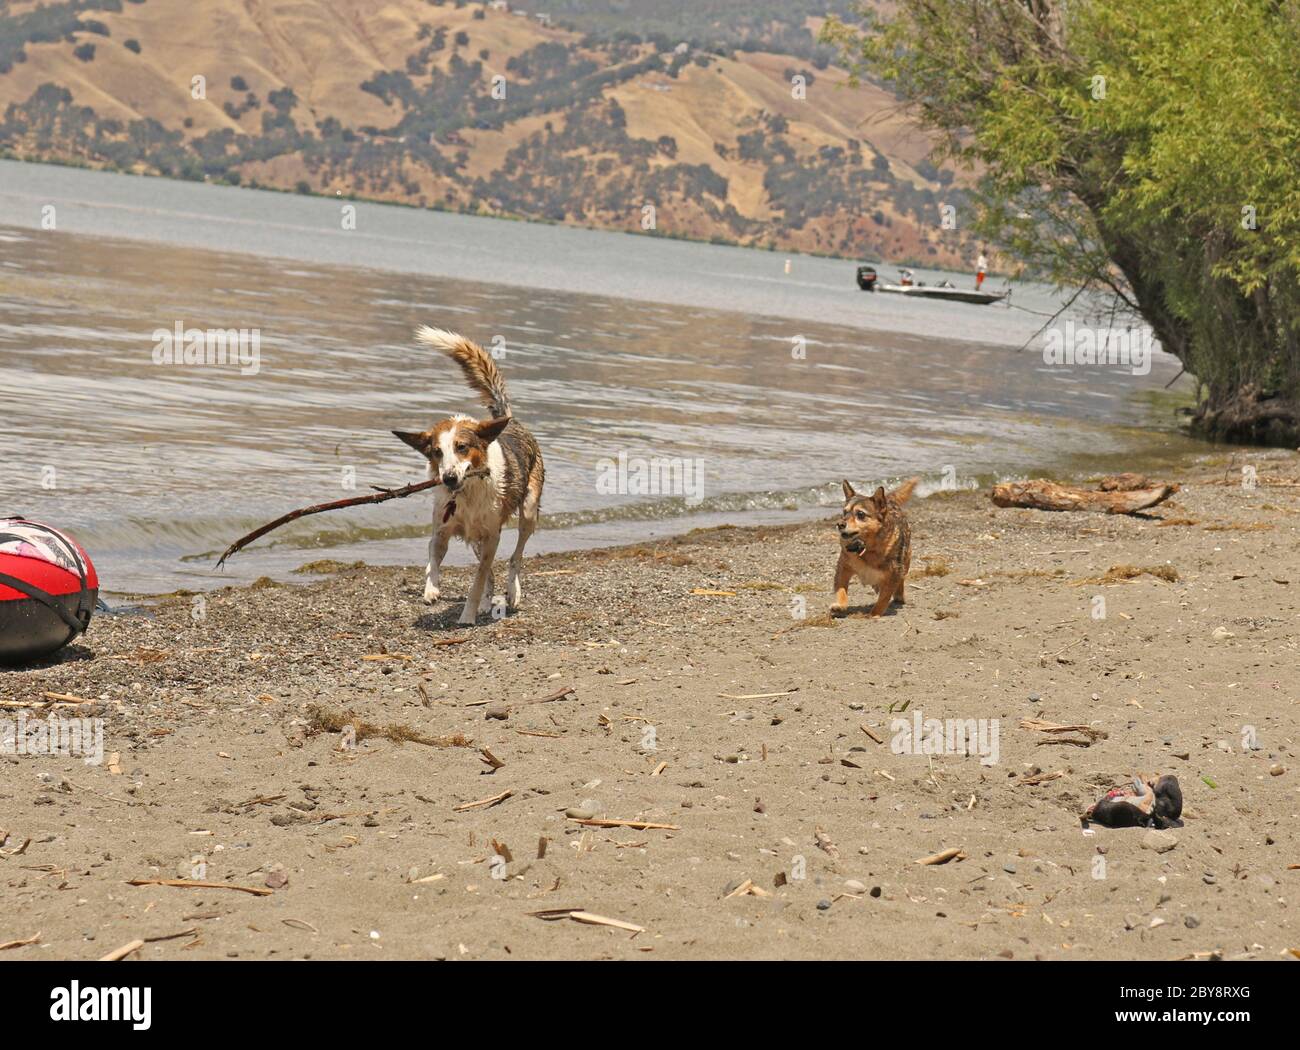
0, 0, 973, 265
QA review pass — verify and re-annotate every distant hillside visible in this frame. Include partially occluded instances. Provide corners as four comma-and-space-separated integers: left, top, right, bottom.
0, 0, 975, 267
536, 0, 862, 61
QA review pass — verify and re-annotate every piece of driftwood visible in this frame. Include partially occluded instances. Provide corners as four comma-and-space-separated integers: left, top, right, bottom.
453, 789, 514, 812
1020, 719, 1108, 744
1098, 473, 1151, 491
126, 878, 273, 896
215, 468, 489, 567
571, 818, 679, 831
991, 478, 1179, 515
916, 847, 966, 865
99, 939, 145, 962
529, 908, 645, 934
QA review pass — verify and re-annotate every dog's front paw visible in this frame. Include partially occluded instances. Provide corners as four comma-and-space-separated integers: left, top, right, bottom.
506, 577, 522, 608
829, 604, 847, 618
457, 604, 478, 626
423, 582, 441, 604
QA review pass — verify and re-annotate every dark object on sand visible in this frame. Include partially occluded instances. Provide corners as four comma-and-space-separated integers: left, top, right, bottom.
215, 469, 489, 568
1085, 775, 1183, 829
991, 478, 1179, 515
0, 518, 98, 663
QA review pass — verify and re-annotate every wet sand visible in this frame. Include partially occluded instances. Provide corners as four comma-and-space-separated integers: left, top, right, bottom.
2, 449, 1298, 960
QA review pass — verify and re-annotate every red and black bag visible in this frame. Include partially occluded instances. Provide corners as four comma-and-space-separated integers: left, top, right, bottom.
0, 518, 98, 663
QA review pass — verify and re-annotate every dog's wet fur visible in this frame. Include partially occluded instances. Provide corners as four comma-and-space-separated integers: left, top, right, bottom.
832, 477, 918, 617
393, 327, 544, 625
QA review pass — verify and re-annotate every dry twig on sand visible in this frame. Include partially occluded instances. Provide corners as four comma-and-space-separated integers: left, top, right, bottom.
126, 878, 273, 896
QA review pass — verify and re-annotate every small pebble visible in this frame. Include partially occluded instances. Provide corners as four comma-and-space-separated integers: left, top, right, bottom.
1142, 829, 1178, 853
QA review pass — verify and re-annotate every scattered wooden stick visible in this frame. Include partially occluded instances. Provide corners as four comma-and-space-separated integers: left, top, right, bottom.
1020, 719, 1107, 745
99, 939, 145, 961
0, 932, 40, 950
466, 686, 575, 713
215, 468, 489, 567
305, 704, 473, 749
723, 878, 770, 899
529, 908, 644, 933
860, 725, 884, 745
571, 818, 679, 831
917, 847, 966, 866
718, 690, 797, 700
453, 789, 514, 812
991, 478, 1179, 515
814, 825, 840, 860
0, 697, 95, 710
524, 686, 576, 706
126, 878, 273, 896
143, 928, 199, 944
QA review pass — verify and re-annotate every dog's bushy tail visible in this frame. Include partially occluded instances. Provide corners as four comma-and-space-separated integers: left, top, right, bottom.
891, 477, 921, 504
415, 326, 511, 417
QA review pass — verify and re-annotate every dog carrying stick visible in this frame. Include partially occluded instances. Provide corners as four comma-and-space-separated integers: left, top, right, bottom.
215, 469, 489, 568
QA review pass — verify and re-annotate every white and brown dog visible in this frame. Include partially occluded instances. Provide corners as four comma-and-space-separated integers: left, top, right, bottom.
394, 327, 544, 625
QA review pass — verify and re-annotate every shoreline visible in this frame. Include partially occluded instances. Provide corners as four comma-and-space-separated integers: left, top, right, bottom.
110, 443, 1205, 601
3, 448, 1297, 960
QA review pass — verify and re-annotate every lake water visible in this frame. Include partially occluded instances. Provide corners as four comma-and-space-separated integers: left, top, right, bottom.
0, 159, 1200, 595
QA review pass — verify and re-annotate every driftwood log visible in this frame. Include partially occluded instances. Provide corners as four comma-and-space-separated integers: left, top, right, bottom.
991, 477, 1179, 515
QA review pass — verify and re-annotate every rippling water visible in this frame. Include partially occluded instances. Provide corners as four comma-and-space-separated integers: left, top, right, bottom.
0, 161, 1200, 594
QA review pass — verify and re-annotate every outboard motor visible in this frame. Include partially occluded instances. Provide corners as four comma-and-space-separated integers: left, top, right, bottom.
855, 265, 878, 291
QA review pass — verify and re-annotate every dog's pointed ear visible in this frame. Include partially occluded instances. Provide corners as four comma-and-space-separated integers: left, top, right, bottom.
393, 429, 432, 454
871, 485, 887, 511
842, 480, 856, 500
476, 415, 511, 443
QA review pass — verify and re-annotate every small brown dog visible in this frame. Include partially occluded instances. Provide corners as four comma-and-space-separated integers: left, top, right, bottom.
831, 477, 918, 616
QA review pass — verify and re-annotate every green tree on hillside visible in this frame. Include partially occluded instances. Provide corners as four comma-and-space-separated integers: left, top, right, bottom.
825, 0, 1300, 444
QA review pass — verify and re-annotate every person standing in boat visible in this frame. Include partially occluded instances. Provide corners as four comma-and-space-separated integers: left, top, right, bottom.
975, 249, 988, 290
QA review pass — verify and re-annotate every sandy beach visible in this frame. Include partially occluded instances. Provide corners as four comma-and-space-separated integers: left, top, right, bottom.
2, 449, 1298, 961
